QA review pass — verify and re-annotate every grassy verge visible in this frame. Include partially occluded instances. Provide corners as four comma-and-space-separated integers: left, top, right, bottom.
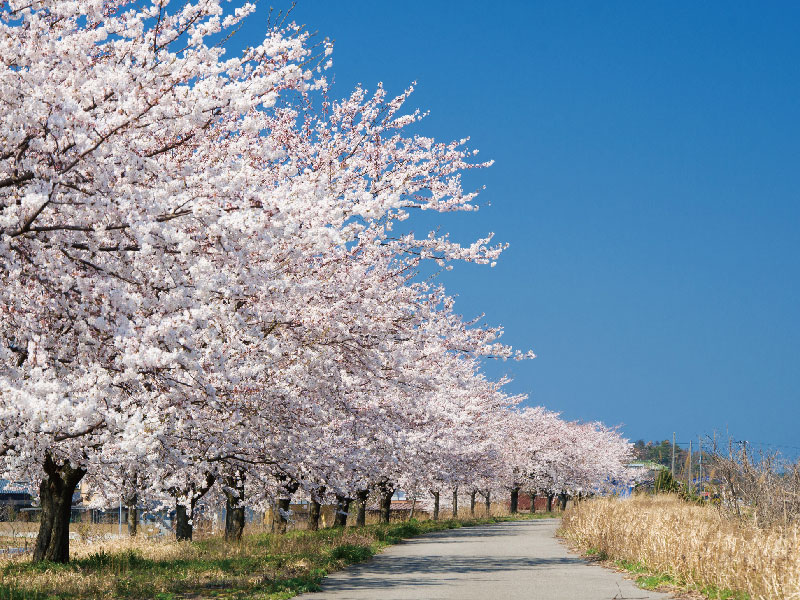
581, 549, 748, 599
560, 495, 798, 599
0, 513, 555, 599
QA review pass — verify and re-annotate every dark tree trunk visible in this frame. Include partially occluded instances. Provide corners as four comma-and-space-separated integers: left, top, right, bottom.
546, 493, 554, 513
33, 454, 86, 563
559, 491, 568, 511
224, 498, 245, 541
309, 499, 322, 531
379, 484, 393, 524
529, 491, 536, 514
485, 491, 491, 517
125, 488, 139, 536
355, 489, 369, 527
452, 487, 458, 519
431, 491, 440, 521
510, 487, 520, 514
409, 496, 417, 520
273, 498, 291, 534
127, 501, 138, 537
334, 495, 351, 528
124, 471, 140, 537
174, 473, 216, 542
223, 473, 246, 542
470, 490, 477, 517
175, 503, 193, 541
308, 486, 326, 531
272, 479, 299, 534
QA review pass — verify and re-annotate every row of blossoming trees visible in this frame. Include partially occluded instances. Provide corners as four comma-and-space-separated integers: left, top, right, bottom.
0, 0, 632, 563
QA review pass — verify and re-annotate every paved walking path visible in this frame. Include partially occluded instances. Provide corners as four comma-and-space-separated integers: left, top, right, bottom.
298, 519, 673, 600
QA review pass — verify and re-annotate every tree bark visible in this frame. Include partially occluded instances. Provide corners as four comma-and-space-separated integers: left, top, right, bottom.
559, 491, 568, 511
308, 499, 322, 531
470, 490, 477, 517
124, 471, 140, 537
223, 473, 246, 542
431, 490, 440, 521
379, 484, 393, 524
174, 473, 216, 541
272, 478, 299, 534
355, 489, 369, 527
33, 453, 86, 563
510, 487, 520, 514
272, 498, 291, 534
127, 500, 138, 537
452, 486, 458, 519
546, 493, 554, 513
334, 495, 350, 528
175, 503, 192, 541
308, 485, 326, 531
485, 490, 491, 517
529, 491, 536, 514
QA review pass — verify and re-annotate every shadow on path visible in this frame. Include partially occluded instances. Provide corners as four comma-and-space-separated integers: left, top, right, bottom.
321, 554, 586, 592
396, 519, 559, 544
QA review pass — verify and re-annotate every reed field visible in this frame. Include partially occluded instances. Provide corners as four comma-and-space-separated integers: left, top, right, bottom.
560, 494, 800, 600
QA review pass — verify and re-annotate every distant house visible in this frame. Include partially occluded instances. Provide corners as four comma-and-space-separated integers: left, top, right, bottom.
509, 494, 549, 512
0, 480, 34, 514
1, 480, 89, 522
389, 499, 420, 513
366, 492, 429, 518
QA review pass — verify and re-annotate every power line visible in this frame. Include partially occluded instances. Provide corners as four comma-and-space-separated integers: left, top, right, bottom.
738, 440, 800, 452
638, 439, 800, 452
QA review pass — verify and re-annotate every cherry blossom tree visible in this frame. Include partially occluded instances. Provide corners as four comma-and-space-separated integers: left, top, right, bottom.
1, 0, 631, 566
0, 0, 323, 560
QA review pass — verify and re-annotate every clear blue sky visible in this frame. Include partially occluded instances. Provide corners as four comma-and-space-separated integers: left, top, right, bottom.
238, 2, 800, 453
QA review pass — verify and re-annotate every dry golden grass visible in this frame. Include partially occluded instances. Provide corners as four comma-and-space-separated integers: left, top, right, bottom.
0, 529, 381, 598
561, 494, 800, 600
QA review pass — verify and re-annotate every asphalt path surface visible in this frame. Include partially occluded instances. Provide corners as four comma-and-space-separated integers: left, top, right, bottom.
298, 519, 673, 600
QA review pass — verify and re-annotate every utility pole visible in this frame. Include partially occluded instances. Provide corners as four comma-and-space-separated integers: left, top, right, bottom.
671, 432, 676, 476
698, 435, 703, 489
688, 440, 692, 488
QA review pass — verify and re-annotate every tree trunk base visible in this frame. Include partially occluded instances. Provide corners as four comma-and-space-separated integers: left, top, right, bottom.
33, 455, 86, 563
308, 499, 321, 531
379, 486, 393, 524
334, 496, 350, 528
510, 487, 520, 514
273, 498, 291, 534
224, 474, 246, 542
176, 504, 193, 541
355, 490, 368, 527
127, 504, 138, 537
